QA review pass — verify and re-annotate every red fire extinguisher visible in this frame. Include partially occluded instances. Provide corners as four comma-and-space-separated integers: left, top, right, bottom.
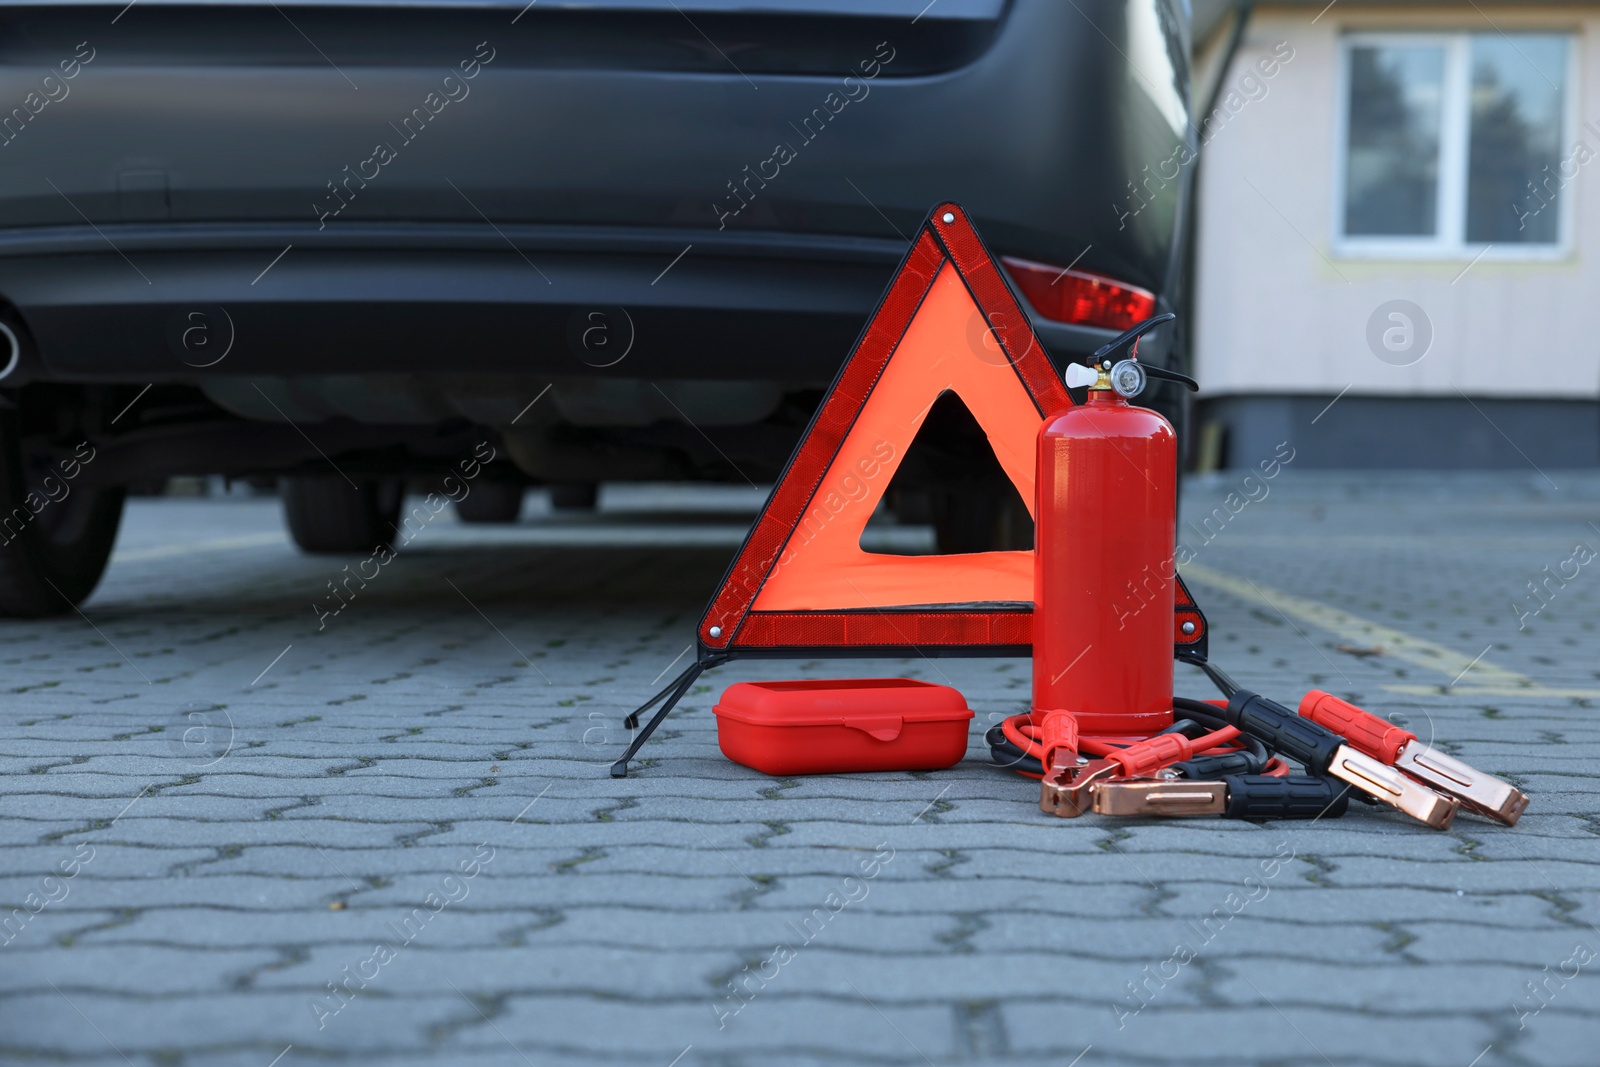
1032, 313, 1198, 736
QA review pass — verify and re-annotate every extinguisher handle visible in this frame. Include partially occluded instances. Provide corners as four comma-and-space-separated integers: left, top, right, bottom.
1091, 312, 1177, 364
1223, 691, 1345, 774
1222, 775, 1351, 820
1142, 365, 1199, 392
1299, 690, 1415, 764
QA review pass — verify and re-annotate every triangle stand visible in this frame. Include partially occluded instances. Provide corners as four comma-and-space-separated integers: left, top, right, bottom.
612, 653, 725, 778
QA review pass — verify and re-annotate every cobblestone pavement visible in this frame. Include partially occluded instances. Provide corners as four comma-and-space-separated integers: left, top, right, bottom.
2, 472, 1597, 1067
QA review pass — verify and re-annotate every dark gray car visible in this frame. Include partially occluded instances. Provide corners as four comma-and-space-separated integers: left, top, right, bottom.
0, 0, 1194, 614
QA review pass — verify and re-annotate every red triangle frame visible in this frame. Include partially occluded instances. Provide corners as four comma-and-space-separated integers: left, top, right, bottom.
697, 202, 1208, 657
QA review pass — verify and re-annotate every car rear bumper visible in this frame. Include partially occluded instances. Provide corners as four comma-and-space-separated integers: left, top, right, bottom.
1, 221, 1119, 382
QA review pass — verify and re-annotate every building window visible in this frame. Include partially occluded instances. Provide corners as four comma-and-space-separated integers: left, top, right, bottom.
1337, 32, 1571, 255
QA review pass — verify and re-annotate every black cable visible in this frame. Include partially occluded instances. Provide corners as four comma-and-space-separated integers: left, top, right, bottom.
1169, 697, 1269, 777
985, 723, 1043, 777
1170, 697, 1231, 729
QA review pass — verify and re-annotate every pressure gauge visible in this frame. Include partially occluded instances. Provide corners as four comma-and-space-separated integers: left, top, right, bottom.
1109, 359, 1146, 398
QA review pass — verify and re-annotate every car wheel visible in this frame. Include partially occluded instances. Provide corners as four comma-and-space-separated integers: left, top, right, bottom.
282, 475, 403, 554
0, 413, 124, 617
549, 482, 598, 511
455, 482, 524, 524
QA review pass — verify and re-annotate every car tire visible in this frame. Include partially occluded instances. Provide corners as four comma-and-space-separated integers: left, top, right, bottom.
549, 482, 598, 511
455, 482, 524, 524
0, 413, 124, 617
282, 475, 403, 554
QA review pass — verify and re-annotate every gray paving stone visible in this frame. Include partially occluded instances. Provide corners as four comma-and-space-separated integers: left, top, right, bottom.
42, 817, 443, 849
0, 945, 280, 994
3, 477, 1599, 1065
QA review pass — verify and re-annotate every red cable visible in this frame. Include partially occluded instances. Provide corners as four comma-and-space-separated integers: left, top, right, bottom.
999, 710, 1250, 780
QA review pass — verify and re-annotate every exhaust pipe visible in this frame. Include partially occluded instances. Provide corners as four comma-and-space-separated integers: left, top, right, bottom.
0, 321, 19, 382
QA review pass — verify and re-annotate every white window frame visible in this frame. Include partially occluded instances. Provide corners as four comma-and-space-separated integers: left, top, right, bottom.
1333, 31, 1577, 261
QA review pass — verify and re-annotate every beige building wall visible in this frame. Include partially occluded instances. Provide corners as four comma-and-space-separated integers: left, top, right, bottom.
1195, 4, 1598, 400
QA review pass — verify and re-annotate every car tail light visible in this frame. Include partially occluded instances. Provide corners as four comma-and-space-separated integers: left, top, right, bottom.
1001, 257, 1157, 332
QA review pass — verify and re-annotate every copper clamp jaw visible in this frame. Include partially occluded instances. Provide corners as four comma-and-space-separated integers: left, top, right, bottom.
1394, 744, 1529, 826
1040, 760, 1129, 818
1091, 778, 1228, 817
1326, 746, 1459, 830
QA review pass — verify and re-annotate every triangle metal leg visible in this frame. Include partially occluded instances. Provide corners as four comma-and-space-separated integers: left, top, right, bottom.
623, 663, 700, 730
610, 661, 707, 778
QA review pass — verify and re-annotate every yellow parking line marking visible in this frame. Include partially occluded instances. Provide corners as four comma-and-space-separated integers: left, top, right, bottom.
112, 533, 287, 563
1383, 686, 1600, 699
1179, 561, 1534, 690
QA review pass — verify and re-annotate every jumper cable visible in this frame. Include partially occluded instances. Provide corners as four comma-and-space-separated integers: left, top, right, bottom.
992, 661, 1463, 827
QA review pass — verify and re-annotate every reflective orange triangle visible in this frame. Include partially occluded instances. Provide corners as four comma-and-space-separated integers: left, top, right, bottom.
698, 203, 1071, 653
753, 257, 1040, 611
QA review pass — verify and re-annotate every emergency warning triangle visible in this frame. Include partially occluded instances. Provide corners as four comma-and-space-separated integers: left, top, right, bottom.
699, 203, 1069, 654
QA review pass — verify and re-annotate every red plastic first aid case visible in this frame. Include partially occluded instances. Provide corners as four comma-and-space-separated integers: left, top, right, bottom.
713, 678, 973, 775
